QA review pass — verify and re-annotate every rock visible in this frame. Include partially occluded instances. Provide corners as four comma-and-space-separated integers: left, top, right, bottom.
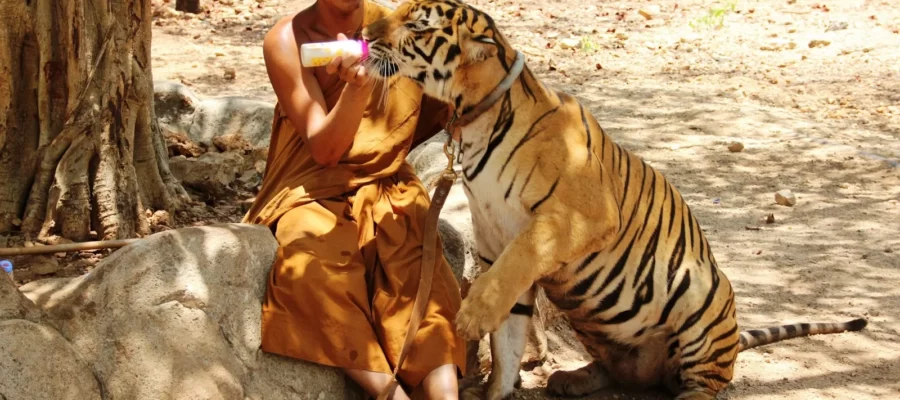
169, 152, 246, 198
809, 40, 831, 48
237, 169, 262, 192
213, 133, 254, 153
224, 67, 237, 80
11, 254, 61, 275
727, 142, 745, 152
559, 37, 581, 50
164, 130, 208, 157
18, 224, 352, 400
775, 190, 797, 206
766, 213, 776, 224
0, 320, 102, 399
638, 5, 660, 20
0, 270, 39, 321
826, 21, 848, 32
188, 97, 274, 149
154, 80, 202, 138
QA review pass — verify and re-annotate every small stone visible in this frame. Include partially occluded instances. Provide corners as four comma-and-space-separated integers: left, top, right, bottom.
615, 32, 629, 41
775, 190, 797, 207
809, 40, 831, 48
766, 213, 775, 224
825, 21, 848, 32
638, 5, 660, 20
224, 67, 236, 80
559, 38, 581, 50
727, 142, 744, 152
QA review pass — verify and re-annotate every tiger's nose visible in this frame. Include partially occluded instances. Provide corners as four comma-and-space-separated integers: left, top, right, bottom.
362, 18, 388, 42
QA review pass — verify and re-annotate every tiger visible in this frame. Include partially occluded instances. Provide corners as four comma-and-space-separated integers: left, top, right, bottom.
360, 1, 868, 399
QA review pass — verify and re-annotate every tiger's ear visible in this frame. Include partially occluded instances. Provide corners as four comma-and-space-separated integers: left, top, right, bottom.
462, 34, 498, 64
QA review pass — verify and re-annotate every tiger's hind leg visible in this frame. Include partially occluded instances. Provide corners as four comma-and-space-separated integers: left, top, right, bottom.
461, 285, 537, 400
546, 361, 611, 397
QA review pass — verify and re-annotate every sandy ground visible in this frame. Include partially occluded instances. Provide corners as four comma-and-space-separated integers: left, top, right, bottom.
147, 0, 899, 399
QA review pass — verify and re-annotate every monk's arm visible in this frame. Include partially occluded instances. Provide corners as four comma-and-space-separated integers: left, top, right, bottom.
262, 22, 370, 167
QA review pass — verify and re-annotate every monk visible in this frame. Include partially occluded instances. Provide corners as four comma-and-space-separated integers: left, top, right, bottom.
242, 0, 466, 398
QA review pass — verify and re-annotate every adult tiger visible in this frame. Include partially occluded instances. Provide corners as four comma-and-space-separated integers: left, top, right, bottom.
360, 1, 867, 399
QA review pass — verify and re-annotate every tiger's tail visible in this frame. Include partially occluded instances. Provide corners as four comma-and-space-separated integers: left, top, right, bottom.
738, 318, 867, 352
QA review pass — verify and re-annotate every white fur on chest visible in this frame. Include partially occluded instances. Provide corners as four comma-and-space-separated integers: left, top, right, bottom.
460, 131, 532, 258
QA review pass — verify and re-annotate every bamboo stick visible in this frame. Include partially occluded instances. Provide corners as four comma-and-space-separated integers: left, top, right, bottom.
0, 239, 141, 257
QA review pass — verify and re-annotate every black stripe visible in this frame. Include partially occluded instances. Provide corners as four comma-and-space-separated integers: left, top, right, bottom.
510, 303, 534, 316
632, 206, 662, 289
500, 106, 558, 175
767, 326, 781, 336
610, 157, 644, 250
519, 162, 539, 197
680, 297, 735, 358
478, 254, 494, 265
576, 252, 600, 273
784, 324, 797, 335
504, 176, 516, 200
580, 104, 592, 160
800, 323, 811, 335
412, 35, 447, 64
530, 177, 560, 212
590, 278, 625, 316
464, 95, 513, 180
666, 223, 687, 291
667, 184, 678, 236
445, 43, 460, 63
569, 268, 600, 298
697, 372, 731, 385
520, 72, 537, 103
590, 239, 635, 298
675, 265, 721, 336
658, 269, 690, 326
749, 330, 765, 340
681, 340, 738, 371
604, 264, 655, 324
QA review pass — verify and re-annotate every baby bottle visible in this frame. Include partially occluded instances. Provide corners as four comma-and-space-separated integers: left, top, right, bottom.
300, 40, 369, 68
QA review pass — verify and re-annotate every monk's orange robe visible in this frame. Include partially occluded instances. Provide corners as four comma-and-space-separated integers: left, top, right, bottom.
242, 1, 465, 388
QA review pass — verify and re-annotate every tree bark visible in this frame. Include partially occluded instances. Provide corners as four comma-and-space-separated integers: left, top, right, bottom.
0, 0, 188, 242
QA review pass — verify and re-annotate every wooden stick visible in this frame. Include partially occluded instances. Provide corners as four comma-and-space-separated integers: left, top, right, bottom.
0, 239, 141, 257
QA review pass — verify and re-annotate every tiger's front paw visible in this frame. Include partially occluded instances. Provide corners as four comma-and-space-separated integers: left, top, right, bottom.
455, 274, 511, 340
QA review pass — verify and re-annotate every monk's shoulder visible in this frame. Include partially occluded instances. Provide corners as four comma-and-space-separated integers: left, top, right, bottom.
263, 8, 318, 56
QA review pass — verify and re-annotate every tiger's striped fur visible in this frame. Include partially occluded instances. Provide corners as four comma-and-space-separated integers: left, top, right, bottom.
361, 1, 868, 399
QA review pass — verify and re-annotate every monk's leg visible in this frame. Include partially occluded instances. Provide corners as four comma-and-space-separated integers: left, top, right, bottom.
344, 368, 410, 400
363, 166, 467, 393
419, 364, 459, 400
262, 198, 402, 397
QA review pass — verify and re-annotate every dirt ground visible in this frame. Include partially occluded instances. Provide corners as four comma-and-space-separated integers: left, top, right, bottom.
88, 0, 900, 398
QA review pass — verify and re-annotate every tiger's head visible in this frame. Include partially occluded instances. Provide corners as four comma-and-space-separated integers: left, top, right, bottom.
362, 0, 516, 108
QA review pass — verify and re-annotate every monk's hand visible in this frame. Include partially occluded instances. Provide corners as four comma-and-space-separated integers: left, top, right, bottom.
325, 33, 371, 89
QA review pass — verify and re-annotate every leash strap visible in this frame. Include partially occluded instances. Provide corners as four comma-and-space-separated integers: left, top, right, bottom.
376, 138, 459, 400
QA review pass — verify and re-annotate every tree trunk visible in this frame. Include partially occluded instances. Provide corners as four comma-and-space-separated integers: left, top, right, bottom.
176, 0, 203, 14
0, 0, 188, 242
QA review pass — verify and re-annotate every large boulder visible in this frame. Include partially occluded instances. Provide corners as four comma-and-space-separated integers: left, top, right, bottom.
13, 224, 355, 400
154, 80, 202, 138
153, 81, 274, 151
188, 97, 274, 149
0, 319, 102, 400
